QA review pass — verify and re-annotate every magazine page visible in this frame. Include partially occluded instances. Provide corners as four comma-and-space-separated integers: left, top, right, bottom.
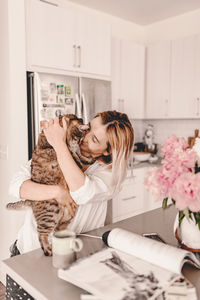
80, 277, 198, 300
58, 247, 179, 300
106, 228, 200, 274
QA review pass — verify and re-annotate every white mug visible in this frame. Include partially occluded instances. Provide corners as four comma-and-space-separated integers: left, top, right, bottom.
52, 229, 83, 269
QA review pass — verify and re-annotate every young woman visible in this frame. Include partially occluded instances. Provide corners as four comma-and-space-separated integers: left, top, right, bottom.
9, 110, 134, 255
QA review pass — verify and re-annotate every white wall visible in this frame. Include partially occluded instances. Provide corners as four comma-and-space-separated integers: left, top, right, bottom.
0, 0, 27, 284
61, 0, 145, 42
145, 8, 200, 43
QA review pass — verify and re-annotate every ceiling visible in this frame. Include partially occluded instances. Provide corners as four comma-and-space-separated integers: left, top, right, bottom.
68, 0, 200, 25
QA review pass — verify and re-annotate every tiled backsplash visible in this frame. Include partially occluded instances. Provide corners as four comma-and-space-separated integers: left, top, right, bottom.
132, 118, 200, 155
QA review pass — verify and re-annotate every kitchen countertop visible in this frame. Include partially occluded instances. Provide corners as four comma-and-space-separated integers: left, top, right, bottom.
128, 157, 162, 171
2, 206, 200, 300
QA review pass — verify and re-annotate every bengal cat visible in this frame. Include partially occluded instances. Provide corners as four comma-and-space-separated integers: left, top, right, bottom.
7, 114, 95, 256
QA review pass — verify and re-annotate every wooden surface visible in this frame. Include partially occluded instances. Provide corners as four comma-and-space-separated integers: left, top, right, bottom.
0, 282, 5, 300
2, 206, 200, 300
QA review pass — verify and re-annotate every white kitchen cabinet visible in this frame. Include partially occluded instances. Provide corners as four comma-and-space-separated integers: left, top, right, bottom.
112, 166, 162, 222
170, 35, 198, 118
112, 168, 145, 222
26, 0, 76, 72
76, 11, 111, 77
112, 38, 145, 119
146, 41, 171, 118
194, 34, 200, 117
26, 0, 111, 78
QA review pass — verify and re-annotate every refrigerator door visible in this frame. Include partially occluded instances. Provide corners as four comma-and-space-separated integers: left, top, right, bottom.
27, 72, 79, 158
80, 77, 111, 123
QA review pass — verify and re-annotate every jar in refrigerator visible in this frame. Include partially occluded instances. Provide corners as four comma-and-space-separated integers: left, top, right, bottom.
57, 95, 65, 104
65, 86, 71, 97
46, 108, 54, 119
40, 108, 47, 119
57, 85, 65, 94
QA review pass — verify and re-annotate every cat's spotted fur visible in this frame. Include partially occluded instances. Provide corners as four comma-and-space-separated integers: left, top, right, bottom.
7, 114, 95, 256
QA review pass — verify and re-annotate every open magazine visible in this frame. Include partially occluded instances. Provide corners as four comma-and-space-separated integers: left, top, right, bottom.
58, 228, 200, 300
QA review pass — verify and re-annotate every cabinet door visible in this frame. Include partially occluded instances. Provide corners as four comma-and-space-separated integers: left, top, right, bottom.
111, 39, 145, 119
26, 0, 76, 71
120, 40, 145, 119
112, 168, 145, 222
170, 36, 196, 118
146, 41, 171, 118
76, 12, 111, 77
194, 34, 200, 117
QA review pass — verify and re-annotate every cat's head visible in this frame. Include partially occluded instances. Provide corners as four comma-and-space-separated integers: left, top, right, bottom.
63, 115, 89, 145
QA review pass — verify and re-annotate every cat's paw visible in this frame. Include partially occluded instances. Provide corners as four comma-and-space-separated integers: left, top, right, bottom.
43, 247, 52, 256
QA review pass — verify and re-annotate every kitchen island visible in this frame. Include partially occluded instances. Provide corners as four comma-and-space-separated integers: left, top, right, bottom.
2, 206, 200, 300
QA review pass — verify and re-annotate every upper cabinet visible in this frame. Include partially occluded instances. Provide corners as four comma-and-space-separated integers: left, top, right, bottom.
170, 36, 197, 118
112, 38, 145, 119
146, 35, 200, 119
146, 41, 171, 118
26, 0, 111, 78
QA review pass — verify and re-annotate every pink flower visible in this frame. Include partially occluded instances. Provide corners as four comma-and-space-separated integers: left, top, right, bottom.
161, 135, 188, 159
145, 135, 200, 213
145, 168, 171, 201
170, 173, 200, 212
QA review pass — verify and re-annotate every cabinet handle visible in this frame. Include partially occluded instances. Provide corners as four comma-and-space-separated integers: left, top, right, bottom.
197, 98, 200, 116
122, 196, 136, 201
77, 45, 81, 68
73, 45, 77, 67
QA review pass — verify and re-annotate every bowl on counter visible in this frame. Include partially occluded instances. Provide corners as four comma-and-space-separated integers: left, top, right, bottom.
133, 152, 151, 162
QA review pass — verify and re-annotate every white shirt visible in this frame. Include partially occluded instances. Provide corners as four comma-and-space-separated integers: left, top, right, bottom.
9, 160, 114, 254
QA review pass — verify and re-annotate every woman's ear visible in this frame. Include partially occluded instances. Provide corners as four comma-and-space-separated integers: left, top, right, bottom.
103, 144, 111, 156
103, 149, 110, 156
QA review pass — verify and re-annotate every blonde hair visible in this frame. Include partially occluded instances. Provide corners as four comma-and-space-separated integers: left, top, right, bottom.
95, 111, 134, 191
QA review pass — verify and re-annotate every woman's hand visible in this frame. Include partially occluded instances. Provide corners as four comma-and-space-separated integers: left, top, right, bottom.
56, 186, 78, 218
43, 117, 68, 150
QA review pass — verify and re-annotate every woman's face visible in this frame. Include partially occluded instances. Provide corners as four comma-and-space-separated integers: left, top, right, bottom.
80, 116, 109, 159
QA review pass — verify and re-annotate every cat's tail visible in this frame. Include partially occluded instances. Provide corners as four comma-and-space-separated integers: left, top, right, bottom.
6, 200, 33, 210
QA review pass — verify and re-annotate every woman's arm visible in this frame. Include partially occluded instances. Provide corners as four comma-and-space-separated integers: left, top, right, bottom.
44, 117, 86, 192
9, 160, 77, 216
19, 179, 60, 201
20, 180, 77, 217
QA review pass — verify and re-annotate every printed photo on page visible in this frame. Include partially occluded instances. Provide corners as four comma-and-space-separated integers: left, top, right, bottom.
58, 248, 179, 300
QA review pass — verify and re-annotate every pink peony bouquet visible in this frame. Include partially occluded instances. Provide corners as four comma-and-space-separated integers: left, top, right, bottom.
145, 135, 200, 228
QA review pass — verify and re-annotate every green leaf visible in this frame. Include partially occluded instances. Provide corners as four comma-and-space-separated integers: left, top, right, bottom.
178, 211, 185, 227
162, 197, 175, 210
195, 162, 200, 174
172, 199, 176, 205
193, 212, 200, 229
162, 198, 168, 209
183, 209, 190, 220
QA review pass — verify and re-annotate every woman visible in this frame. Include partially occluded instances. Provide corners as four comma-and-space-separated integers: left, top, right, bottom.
9, 110, 134, 255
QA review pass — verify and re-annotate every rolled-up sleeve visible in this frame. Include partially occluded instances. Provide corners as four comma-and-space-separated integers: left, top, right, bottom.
70, 169, 114, 205
9, 160, 32, 200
